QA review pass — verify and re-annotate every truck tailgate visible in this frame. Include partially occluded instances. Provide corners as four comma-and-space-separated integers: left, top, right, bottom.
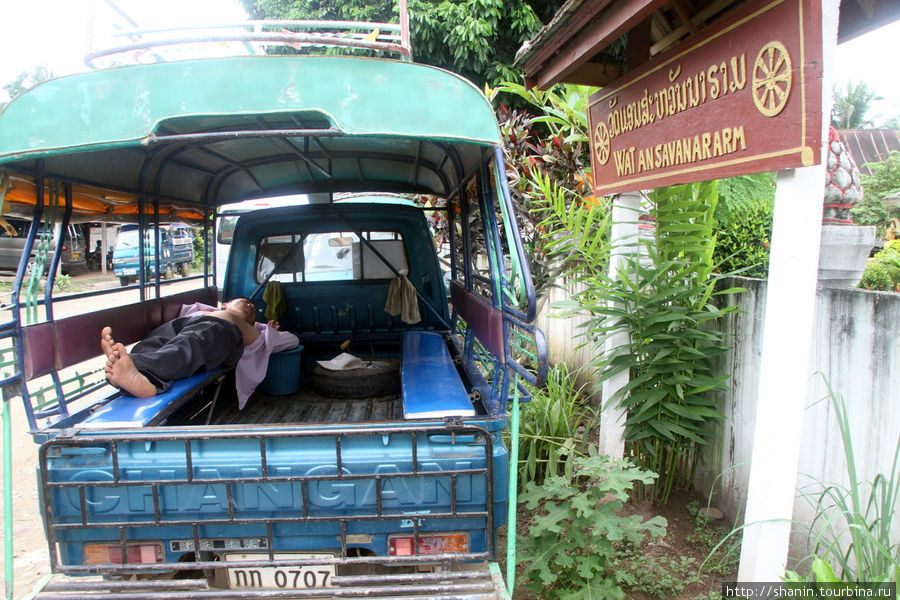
39, 423, 507, 580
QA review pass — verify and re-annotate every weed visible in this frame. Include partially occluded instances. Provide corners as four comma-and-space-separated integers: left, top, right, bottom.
516, 362, 598, 489
54, 273, 71, 291
517, 451, 667, 600
612, 542, 699, 597
789, 381, 900, 584
686, 524, 741, 576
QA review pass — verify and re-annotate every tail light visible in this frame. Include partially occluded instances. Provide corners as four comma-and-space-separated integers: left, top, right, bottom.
388, 533, 468, 556
84, 542, 163, 565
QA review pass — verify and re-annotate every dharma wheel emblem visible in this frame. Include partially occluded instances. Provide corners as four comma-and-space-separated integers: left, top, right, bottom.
752, 41, 792, 117
593, 122, 611, 165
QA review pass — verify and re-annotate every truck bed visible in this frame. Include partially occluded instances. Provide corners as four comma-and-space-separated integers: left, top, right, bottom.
208, 388, 403, 425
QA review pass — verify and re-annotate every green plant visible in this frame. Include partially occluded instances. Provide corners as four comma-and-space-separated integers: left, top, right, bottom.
686, 524, 741, 575
713, 198, 773, 278
711, 173, 775, 278
192, 225, 208, 270
792, 382, 900, 584
611, 544, 698, 597
516, 363, 598, 489
493, 82, 603, 297
517, 452, 667, 600
53, 273, 71, 291
851, 151, 900, 233
550, 181, 741, 504
859, 240, 900, 291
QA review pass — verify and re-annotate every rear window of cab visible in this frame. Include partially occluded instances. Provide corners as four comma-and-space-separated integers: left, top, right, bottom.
256, 231, 407, 283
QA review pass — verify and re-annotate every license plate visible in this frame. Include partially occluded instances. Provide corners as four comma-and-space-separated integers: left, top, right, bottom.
71, 252, 80, 259
225, 553, 335, 589
121, 268, 137, 275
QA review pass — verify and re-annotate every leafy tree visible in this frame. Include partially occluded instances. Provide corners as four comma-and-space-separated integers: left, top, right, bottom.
850, 151, 900, 234
1, 65, 54, 110
494, 82, 601, 296
832, 81, 882, 129
241, 0, 393, 24
239, 0, 567, 88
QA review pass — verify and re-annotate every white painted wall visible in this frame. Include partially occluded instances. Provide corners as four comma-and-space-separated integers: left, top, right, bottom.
694, 278, 900, 566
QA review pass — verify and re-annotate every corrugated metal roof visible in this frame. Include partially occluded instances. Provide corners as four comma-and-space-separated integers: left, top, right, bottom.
837, 129, 900, 174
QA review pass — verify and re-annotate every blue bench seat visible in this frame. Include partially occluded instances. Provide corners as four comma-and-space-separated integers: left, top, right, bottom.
401, 331, 475, 419
79, 369, 227, 428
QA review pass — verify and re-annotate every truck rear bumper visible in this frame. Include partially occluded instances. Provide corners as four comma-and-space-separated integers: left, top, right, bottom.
33, 561, 511, 600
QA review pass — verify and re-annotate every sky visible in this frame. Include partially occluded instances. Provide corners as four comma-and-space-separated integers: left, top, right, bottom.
0, 0, 899, 124
0, 0, 249, 100
833, 18, 900, 124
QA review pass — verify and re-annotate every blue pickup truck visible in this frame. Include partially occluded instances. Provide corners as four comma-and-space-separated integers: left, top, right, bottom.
112, 223, 194, 286
0, 18, 546, 600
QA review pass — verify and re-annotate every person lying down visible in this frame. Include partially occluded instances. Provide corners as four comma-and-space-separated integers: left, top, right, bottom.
102, 297, 298, 408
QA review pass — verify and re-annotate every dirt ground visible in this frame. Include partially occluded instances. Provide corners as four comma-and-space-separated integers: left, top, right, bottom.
1, 399, 48, 600
506, 487, 738, 600
0, 269, 198, 600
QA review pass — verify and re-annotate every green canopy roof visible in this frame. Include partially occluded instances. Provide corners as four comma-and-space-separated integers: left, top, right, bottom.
0, 56, 501, 210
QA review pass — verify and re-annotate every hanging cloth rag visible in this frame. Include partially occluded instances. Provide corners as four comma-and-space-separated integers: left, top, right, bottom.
385, 274, 421, 325
263, 280, 287, 322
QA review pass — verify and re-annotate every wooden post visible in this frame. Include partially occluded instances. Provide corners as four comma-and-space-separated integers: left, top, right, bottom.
737, 0, 839, 580
598, 191, 642, 458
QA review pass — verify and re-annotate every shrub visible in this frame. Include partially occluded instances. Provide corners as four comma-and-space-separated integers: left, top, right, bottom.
859, 240, 900, 291
517, 363, 598, 490
713, 173, 775, 278
547, 181, 741, 505
517, 452, 667, 600
713, 201, 773, 278
851, 151, 900, 234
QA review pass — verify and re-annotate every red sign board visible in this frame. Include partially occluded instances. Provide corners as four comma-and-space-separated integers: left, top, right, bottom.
588, 0, 823, 195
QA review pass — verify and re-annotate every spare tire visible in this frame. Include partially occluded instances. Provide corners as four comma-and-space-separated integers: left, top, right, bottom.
312, 359, 401, 398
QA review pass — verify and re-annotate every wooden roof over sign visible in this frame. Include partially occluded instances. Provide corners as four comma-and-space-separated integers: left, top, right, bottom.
516, 0, 900, 89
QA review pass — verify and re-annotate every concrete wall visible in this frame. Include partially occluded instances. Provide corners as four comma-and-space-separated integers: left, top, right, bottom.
535, 279, 592, 370
694, 278, 900, 562
537, 276, 899, 562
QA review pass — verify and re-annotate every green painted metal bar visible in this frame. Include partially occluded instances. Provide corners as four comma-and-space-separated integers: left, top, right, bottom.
505, 379, 521, 595
28, 368, 105, 412
2, 393, 12, 600
0, 171, 13, 600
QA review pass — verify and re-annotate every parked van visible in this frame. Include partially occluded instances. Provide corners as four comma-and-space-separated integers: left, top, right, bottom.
0, 217, 86, 274
0, 16, 545, 600
111, 223, 194, 285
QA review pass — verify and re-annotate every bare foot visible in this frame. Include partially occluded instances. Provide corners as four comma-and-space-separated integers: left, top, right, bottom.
101, 326, 120, 360
102, 327, 157, 397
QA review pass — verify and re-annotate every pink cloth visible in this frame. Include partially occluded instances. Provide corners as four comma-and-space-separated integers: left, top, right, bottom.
179, 302, 299, 409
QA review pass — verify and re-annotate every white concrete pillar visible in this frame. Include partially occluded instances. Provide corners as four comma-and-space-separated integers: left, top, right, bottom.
598, 191, 642, 458
737, 0, 839, 580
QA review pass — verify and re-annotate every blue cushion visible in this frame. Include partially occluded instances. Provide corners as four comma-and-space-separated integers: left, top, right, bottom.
401, 331, 474, 419
80, 369, 225, 427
